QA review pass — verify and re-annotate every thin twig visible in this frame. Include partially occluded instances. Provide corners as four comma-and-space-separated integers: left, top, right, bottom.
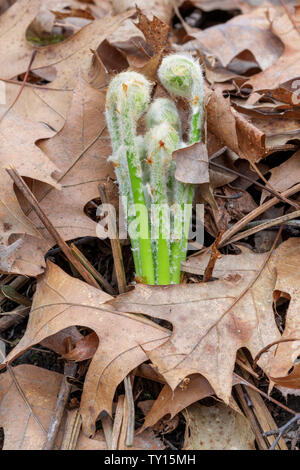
264, 414, 300, 450
226, 209, 300, 245
124, 375, 135, 447
249, 160, 300, 209
70, 243, 115, 295
43, 360, 77, 450
219, 182, 300, 247
234, 372, 297, 416
209, 160, 299, 208
0, 49, 37, 123
0, 306, 30, 333
98, 182, 127, 294
110, 395, 124, 450
202, 232, 222, 282
6, 167, 100, 289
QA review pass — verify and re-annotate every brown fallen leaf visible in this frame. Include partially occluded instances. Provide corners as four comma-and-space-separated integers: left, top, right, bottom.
0, 111, 60, 275
173, 141, 209, 185
271, 363, 300, 390
183, 401, 255, 450
261, 149, 300, 203
76, 428, 165, 450
0, 0, 135, 128
109, 245, 283, 402
245, 7, 300, 105
0, 364, 63, 450
191, 8, 283, 72
267, 238, 300, 381
4, 261, 169, 436
63, 332, 98, 361
206, 87, 298, 162
140, 374, 214, 431
1, 75, 113, 276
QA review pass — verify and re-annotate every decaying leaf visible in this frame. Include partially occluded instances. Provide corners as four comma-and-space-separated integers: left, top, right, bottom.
183, 401, 255, 450
0, 111, 59, 275
0, 76, 113, 276
191, 8, 283, 72
110, 240, 300, 401
268, 238, 300, 380
261, 149, 300, 203
140, 374, 214, 431
0, 365, 63, 450
3, 261, 169, 435
245, 7, 300, 105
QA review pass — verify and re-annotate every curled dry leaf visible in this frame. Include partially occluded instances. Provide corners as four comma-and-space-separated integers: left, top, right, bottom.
63, 332, 99, 362
173, 141, 209, 185
260, 149, 300, 203
0, 364, 63, 450
109, 244, 282, 402
183, 401, 255, 450
3, 261, 169, 436
140, 374, 214, 431
268, 238, 300, 381
206, 87, 298, 162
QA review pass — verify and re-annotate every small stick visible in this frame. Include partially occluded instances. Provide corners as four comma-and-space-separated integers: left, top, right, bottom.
1, 285, 31, 306
264, 414, 300, 450
219, 182, 300, 246
209, 160, 299, 209
234, 372, 297, 416
70, 243, 115, 295
6, 167, 100, 289
249, 160, 300, 209
202, 232, 222, 283
101, 413, 113, 449
0, 306, 30, 333
226, 209, 300, 245
98, 183, 127, 294
60, 409, 82, 450
124, 375, 135, 447
43, 360, 77, 450
110, 395, 124, 450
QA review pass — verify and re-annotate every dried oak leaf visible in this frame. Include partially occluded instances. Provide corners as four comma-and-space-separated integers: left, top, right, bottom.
140, 374, 214, 431
0, 111, 59, 275
267, 238, 300, 383
190, 8, 283, 72
183, 401, 255, 450
206, 87, 298, 162
109, 246, 282, 402
260, 149, 300, 203
0, 0, 134, 128
0, 364, 63, 450
244, 7, 300, 104
3, 261, 169, 436
1, 76, 113, 276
